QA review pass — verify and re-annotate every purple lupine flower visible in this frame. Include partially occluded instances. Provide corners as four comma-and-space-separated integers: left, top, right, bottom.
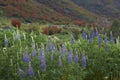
102, 27, 105, 34
71, 34, 75, 44
61, 43, 68, 56
88, 35, 92, 43
58, 56, 62, 66
40, 55, 46, 72
110, 32, 114, 44
74, 54, 79, 63
4, 34, 8, 47
98, 35, 102, 47
82, 31, 87, 39
68, 53, 72, 63
31, 48, 36, 57
16, 31, 21, 40
46, 37, 53, 52
50, 43, 56, 52
88, 30, 95, 43
39, 44, 45, 56
38, 44, 46, 72
23, 50, 30, 62
104, 37, 108, 43
52, 44, 58, 51
17, 67, 24, 75
82, 54, 86, 68
68, 49, 73, 63
95, 28, 99, 37
90, 30, 94, 39
27, 64, 34, 77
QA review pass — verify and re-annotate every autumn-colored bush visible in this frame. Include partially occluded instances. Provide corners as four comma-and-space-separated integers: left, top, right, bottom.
75, 20, 86, 26
11, 19, 21, 29
42, 25, 61, 35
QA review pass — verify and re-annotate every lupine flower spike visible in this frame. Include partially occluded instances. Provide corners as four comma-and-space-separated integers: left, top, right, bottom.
82, 30, 87, 39
46, 37, 53, 52
16, 30, 21, 40
98, 35, 102, 47
90, 30, 94, 39
74, 53, 79, 63
40, 55, 46, 72
58, 56, 62, 66
31, 42, 36, 57
27, 63, 34, 77
4, 34, 8, 47
23, 49, 30, 62
82, 53, 87, 68
71, 33, 75, 44
95, 28, 99, 37
102, 27, 105, 34
40, 44, 45, 56
104, 36, 108, 44
68, 49, 73, 63
61, 43, 68, 56
110, 31, 114, 44
39, 44, 46, 72
17, 67, 24, 75
88, 34, 92, 43
31, 48, 36, 57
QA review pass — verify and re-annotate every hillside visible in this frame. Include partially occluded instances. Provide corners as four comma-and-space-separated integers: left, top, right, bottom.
72, 0, 120, 18
0, 0, 72, 24
0, 0, 119, 24
0, 0, 97, 24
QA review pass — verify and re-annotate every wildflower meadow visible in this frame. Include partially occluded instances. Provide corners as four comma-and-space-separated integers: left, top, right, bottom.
0, 27, 120, 80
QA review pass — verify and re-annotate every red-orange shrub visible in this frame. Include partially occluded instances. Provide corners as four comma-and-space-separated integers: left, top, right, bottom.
75, 20, 86, 26
11, 19, 21, 29
42, 25, 61, 35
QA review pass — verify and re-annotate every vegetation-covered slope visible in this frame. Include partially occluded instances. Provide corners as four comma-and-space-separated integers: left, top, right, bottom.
72, 0, 120, 18
0, 0, 119, 24
0, 0, 97, 24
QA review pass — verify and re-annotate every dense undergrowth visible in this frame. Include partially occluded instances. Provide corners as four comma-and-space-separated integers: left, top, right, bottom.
0, 27, 120, 80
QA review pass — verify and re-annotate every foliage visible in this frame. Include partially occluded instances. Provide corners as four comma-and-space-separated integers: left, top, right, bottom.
42, 26, 61, 35
0, 27, 120, 80
11, 19, 21, 29
0, 0, 98, 24
75, 20, 86, 26
110, 19, 120, 38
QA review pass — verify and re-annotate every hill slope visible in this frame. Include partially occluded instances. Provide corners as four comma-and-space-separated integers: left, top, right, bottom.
0, 0, 97, 24
0, 0, 119, 24
72, 0, 120, 18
